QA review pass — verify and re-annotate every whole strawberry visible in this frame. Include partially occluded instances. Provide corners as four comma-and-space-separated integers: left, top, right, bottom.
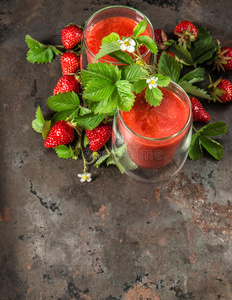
44, 121, 75, 148
53, 75, 79, 95
174, 20, 198, 47
210, 46, 232, 72
154, 29, 168, 50
86, 123, 112, 151
61, 51, 80, 75
221, 47, 232, 71
208, 78, 232, 103
190, 97, 210, 123
61, 24, 83, 50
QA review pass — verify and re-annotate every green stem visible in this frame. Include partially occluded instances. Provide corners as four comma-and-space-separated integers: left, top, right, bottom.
193, 126, 198, 133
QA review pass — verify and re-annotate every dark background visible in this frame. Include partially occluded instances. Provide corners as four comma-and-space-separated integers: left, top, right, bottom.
0, 0, 232, 299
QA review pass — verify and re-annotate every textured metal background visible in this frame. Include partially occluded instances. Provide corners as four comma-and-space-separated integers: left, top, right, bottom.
0, 0, 232, 299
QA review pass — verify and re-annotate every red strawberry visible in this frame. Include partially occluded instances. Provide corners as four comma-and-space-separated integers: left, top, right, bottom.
216, 79, 232, 102
53, 75, 79, 95
61, 24, 83, 50
221, 47, 232, 71
212, 46, 232, 72
208, 78, 232, 103
190, 97, 210, 123
44, 121, 75, 148
86, 123, 112, 151
61, 51, 80, 75
154, 29, 168, 50
174, 20, 198, 47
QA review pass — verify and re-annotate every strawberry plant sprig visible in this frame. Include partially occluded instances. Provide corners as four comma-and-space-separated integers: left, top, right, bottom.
81, 20, 171, 111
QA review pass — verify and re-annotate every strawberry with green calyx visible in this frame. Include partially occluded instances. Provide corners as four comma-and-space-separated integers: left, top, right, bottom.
208, 77, 232, 103
190, 96, 210, 123
61, 51, 80, 75
44, 120, 75, 148
61, 24, 83, 50
86, 123, 112, 152
210, 45, 232, 72
154, 29, 168, 50
174, 20, 198, 48
53, 75, 79, 95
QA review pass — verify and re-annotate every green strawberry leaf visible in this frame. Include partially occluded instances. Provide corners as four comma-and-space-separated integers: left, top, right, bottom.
102, 32, 120, 44
83, 78, 116, 102
95, 153, 111, 168
94, 41, 121, 62
55, 145, 74, 159
83, 62, 121, 83
133, 20, 147, 38
199, 135, 223, 160
190, 27, 217, 65
25, 35, 59, 64
157, 52, 182, 83
136, 35, 158, 54
179, 67, 205, 84
42, 120, 51, 139
84, 133, 89, 147
132, 79, 147, 93
31, 106, 46, 133
84, 97, 117, 115
47, 91, 80, 112
199, 121, 227, 137
145, 86, 163, 107
79, 107, 92, 116
108, 50, 135, 65
156, 74, 171, 87
52, 108, 80, 123
123, 64, 147, 82
178, 81, 212, 100
115, 80, 135, 111
168, 43, 194, 65
74, 113, 105, 130
189, 133, 203, 160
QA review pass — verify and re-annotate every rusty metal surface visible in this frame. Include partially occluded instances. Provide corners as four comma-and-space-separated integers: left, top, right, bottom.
0, 0, 232, 299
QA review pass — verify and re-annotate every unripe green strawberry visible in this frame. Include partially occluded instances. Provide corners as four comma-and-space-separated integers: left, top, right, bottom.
44, 121, 75, 148
61, 51, 80, 75
86, 123, 112, 151
53, 75, 79, 95
61, 24, 83, 50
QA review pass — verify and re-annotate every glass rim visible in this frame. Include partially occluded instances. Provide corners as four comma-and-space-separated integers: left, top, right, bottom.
82, 5, 155, 65
118, 80, 192, 141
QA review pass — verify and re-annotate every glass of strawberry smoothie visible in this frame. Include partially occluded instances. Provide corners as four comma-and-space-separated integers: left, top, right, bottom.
80, 5, 155, 69
112, 81, 192, 183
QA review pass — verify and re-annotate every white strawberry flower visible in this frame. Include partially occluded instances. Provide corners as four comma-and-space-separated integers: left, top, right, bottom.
146, 76, 159, 89
118, 38, 136, 53
78, 172, 92, 182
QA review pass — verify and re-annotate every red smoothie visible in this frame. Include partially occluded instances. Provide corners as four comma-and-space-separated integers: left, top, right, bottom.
85, 16, 150, 63
120, 88, 191, 169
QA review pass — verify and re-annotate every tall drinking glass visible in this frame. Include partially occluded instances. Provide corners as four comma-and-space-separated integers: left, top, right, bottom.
80, 5, 155, 69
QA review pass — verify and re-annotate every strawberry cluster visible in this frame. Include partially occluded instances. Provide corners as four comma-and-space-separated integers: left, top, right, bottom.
154, 20, 232, 123
42, 24, 112, 152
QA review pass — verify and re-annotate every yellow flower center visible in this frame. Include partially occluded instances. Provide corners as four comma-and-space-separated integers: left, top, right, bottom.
150, 80, 156, 85
124, 41, 130, 46
83, 175, 88, 180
